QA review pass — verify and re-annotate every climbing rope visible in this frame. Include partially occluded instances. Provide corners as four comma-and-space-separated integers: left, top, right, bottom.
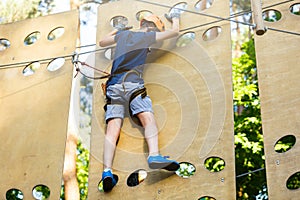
0, 0, 299, 70
72, 52, 110, 80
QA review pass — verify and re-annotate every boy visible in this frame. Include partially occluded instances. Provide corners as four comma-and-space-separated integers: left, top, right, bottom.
99, 12, 181, 192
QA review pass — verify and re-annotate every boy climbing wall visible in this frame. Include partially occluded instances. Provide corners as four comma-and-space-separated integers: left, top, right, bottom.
99, 12, 181, 192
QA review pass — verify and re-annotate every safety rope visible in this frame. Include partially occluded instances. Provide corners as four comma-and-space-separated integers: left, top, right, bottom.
72, 52, 110, 79
267, 27, 300, 36
0, 0, 299, 70
0, 54, 74, 70
236, 168, 265, 178
135, 0, 255, 27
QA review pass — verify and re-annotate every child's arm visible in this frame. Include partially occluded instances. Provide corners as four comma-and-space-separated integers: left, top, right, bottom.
156, 15, 180, 41
99, 29, 118, 47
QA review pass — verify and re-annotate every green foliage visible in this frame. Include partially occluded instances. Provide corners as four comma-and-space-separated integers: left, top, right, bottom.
286, 172, 300, 190
176, 162, 196, 178
32, 185, 50, 200
5, 189, 23, 200
198, 197, 215, 200
263, 11, 282, 22
274, 135, 296, 153
292, 10, 300, 15
233, 39, 267, 199
76, 141, 90, 200
274, 143, 293, 153
0, 0, 53, 24
60, 141, 90, 200
204, 157, 225, 172
232, 0, 251, 11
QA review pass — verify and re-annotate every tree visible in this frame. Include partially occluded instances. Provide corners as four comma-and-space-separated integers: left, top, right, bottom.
231, 2, 268, 198
231, 0, 252, 58
0, 0, 54, 24
61, 0, 84, 199
233, 38, 267, 199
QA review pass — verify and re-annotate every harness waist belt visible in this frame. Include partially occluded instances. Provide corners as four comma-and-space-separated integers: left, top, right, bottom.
104, 87, 147, 111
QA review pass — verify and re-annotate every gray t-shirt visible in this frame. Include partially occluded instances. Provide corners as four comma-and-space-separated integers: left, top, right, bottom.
106, 30, 156, 87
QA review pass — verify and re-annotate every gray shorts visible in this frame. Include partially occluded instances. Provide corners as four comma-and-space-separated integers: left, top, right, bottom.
105, 82, 153, 123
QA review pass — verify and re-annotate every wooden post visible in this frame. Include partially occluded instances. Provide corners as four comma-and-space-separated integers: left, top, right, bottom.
251, 0, 266, 35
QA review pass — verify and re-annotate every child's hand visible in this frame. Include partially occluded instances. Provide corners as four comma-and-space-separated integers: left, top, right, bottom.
120, 26, 133, 31
164, 12, 181, 23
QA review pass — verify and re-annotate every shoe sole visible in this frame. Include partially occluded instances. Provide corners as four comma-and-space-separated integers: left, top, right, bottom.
103, 177, 113, 192
103, 174, 118, 192
149, 162, 180, 171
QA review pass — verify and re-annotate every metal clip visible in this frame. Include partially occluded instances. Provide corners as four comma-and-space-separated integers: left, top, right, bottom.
72, 51, 79, 64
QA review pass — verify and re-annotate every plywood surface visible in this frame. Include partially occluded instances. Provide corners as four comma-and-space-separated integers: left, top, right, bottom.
0, 10, 78, 200
88, 0, 235, 199
254, 0, 300, 199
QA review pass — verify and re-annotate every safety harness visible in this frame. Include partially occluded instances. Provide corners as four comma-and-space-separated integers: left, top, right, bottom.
72, 49, 149, 124
104, 86, 147, 111
103, 86, 147, 125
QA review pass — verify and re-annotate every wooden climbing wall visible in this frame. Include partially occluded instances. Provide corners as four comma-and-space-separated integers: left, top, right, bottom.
88, 0, 235, 199
0, 11, 78, 199
254, 0, 300, 199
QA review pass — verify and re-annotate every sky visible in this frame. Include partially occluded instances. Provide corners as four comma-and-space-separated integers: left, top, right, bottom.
52, 0, 70, 13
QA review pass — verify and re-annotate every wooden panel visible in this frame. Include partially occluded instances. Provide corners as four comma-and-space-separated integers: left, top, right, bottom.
88, 0, 235, 199
254, 0, 300, 199
0, 10, 78, 199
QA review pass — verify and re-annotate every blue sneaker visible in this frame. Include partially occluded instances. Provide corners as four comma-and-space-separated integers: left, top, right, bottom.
101, 170, 118, 192
148, 155, 180, 171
